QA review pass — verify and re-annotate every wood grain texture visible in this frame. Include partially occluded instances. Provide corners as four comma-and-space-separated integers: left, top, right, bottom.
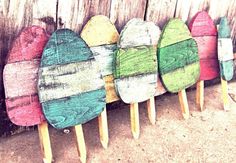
189, 11, 219, 81
80, 15, 120, 103
158, 39, 199, 75
115, 74, 157, 104
3, 26, 48, 126
42, 89, 105, 129
145, 0, 177, 29
38, 29, 106, 129
158, 19, 200, 93
118, 18, 161, 48
91, 44, 117, 77
38, 60, 104, 103
158, 19, 192, 48
188, 11, 217, 36
57, 0, 111, 32
80, 15, 119, 47
114, 46, 157, 79
218, 17, 234, 81
104, 75, 119, 103
40, 29, 92, 67
109, 0, 147, 32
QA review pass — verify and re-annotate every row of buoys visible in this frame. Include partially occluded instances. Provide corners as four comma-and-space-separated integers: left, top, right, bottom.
2, 11, 234, 162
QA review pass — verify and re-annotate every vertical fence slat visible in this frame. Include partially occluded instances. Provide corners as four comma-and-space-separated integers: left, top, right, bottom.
109, 0, 147, 32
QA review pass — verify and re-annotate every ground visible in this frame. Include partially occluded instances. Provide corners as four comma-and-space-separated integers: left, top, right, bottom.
0, 82, 236, 163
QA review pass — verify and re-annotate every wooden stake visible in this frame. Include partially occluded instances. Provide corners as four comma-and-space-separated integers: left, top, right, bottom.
178, 89, 190, 119
221, 78, 230, 111
38, 121, 53, 163
196, 80, 204, 111
98, 107, 109, 149
147, 97, 156, 125
74, 125, 86, 163
130, 103, 140, 139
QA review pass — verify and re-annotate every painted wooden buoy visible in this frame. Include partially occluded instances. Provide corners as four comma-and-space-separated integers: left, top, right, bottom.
38, 29, 106, 129
3, 26, 52, 162
114, 18, 161, 138
218, 17, 234, 110
81, 15, 119, 149
158, 18, 200, 118
189, 11, 219, 80
81, 15, 120, 103
218, 17, 234, 81
3, 26, 48, 126
189, 11, 219, 111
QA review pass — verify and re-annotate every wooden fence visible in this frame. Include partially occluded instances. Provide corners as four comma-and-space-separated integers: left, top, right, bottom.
0, 0, 236, 136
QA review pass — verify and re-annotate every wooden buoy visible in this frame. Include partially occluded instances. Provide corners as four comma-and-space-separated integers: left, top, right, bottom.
218, 17, 234, 111
3, 26, 52, 162
38, 29, 106, 162
189, 11, 219, 111
114, 18, 161, 138
158, 19, 200, 119
81, 15, 120, 148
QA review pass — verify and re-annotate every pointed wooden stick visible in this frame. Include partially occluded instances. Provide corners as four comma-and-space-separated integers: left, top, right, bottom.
130, 103, 140, 139
178, 89, 190, 119
147, 97, 156, 125
221, 78, 230, 111
38, 121, 53, 163
196, 80, 204, 111
74, 125, 86, 163
98, 107, 109, 149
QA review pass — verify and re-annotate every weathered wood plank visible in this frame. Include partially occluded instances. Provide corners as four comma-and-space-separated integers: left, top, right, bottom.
115, 74, 157, 103
38, 29, 106, 129
3, 26, 48, 126
91, 44, 117, 77
109, 0, 147, 32
38, 60, 104, 103
158, 19, 200, 92
158, 39, 199, 75
145, 0, 177, 29
80, 15, 120, 103
57, 0, 111, 32
115, 18, 159, 103
158, 19, 192, 48
218, 17, 234, 81
189, 11, 219, 81
114, 46, 157, 79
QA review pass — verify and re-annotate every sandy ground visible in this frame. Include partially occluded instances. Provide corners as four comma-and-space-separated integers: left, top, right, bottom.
0, 82, 236, 163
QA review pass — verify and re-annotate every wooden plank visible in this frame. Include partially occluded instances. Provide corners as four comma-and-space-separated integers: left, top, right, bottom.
115, 74, 157, 103
80, 15, 120, 149
57, 0, 111, 32
74, 125, 86, 163
4, 60, 40, 98
158, 18, 199, 118
218, 17, 234, 81
38, 60, 104, 103
147, 97, 156, 125
38, 29, 106, 129
145, 0, 177, 29
221, 78, 230, 111
109, 0, 147, 32
178, 90, 190, 119
196, 80, 204, 111
157, 19, 192, 48
38, 121, 53, 163
98, 107, 109, 149
130, 103, 139, 139
3, 26, 48, 126
104, 75, 119, 103
114, 46, 157, 79
91, 44, 117, 77
189, 11, 219, 81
